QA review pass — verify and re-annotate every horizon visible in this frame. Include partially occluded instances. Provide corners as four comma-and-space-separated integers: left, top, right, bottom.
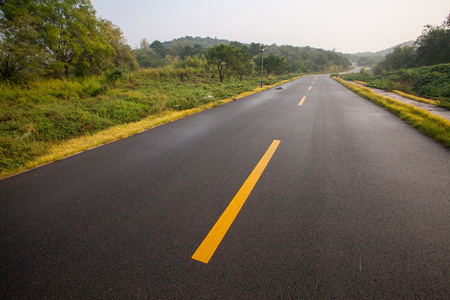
156, 35, 415, 55
90, 0, 448, 54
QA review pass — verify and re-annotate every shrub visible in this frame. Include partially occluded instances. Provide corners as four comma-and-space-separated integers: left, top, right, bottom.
104, 69, 123, 86
166, 95, 199, 110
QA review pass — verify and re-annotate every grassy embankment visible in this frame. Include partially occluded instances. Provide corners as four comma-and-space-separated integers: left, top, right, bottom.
334, 77, 450, 148
341, 64, 450, 109
0, 66, 302, 179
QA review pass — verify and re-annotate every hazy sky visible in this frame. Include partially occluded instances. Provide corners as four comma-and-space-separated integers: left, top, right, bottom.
90, 0, 449, 53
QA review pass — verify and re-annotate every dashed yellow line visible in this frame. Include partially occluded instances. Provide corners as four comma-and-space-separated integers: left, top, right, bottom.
298, 96, 307, 106
192, 140, 281, 264
308, 86, 312, 90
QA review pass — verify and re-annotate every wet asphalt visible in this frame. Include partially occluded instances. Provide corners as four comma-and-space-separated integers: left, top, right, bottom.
1, 75, 449, 299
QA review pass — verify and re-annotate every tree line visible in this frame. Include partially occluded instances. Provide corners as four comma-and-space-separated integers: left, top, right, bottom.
134, 39, 351, 82
372, 14, 450, 75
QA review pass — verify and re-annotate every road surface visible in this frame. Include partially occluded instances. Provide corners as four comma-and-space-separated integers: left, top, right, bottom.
1, 75, 449, 298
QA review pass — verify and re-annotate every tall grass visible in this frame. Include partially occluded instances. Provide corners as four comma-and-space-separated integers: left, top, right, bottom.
1, 66, 301, 178
341, 64, 450, 109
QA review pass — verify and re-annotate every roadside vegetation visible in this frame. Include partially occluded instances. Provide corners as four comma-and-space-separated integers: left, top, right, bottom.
0, 62, 301, 178
340, 64, 450, 109
340, 14, 450, 109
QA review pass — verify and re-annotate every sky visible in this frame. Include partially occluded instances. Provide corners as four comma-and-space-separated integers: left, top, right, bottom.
90, 0, 449, 53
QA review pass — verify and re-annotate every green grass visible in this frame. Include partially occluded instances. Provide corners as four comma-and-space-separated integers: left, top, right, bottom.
0, 67, 302, 178
334, 77, 450, 148
340, 64, 450, 109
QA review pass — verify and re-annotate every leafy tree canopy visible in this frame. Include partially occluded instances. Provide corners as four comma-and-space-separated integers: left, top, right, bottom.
415, 14, 450, 66
374, 13, 450, 73
0, 0, 137, 82
205, 44, 240, 82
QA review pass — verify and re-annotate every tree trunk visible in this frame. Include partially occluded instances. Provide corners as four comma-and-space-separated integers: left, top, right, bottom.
64, 65, 70, 78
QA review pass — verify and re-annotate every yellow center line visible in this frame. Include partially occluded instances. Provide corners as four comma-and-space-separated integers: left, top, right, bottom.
308, 86, 312, 90
298, 96, 306, 106
192, 140, 281, 264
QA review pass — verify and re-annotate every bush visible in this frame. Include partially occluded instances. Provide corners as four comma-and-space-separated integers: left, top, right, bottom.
342, 64, 450, 107
368, 78, 401, 91
166, 95, 199, 110
104, 69, 123, 86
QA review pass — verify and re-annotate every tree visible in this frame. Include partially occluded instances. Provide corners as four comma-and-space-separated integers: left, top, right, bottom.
150, 40, 169, 58
205, 44, 240, 82
231, 45, 253, 81
0, 0, 134, 81
37, 0, 116, 77
255, 54, 289, 77
140, 38, 150, 49
133, 47, 161, 68
98, 19, 138, 72
378, 46, 416, 71
0, 12, 50, 82
249, 43, 262, 56
357, 56, 383, 67
414, 14, 450, 66
0, 0, 49, 81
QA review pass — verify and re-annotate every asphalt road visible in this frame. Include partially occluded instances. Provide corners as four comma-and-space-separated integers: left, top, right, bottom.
1, 75, 449, 299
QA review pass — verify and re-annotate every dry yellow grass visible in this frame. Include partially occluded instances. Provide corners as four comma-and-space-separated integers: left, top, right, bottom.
393, 90, 438, 105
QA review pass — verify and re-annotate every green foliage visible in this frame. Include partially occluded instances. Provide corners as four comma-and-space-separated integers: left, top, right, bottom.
341, 73, 372, 83
255, 54, 289, 77
415, 15, 450, 66
169, 41, 205, 59
357, 56, 383, 67
99, 19, 139, 72
0, 0, 137, 82
373, 14, 450, 73
173, 55, 207, 70
368, 78, 401, 91
342, 64, 450, 108
205, 44, 241, 82
150, 40, 170, 59
166, 93, 200, 110
260, 44, 351, 73
0, 12, 50, 82
104, 69, 123, 86
162, 36, 232, 49
135, 38, 351, 76
133, 47, 163, 68
230, 46, 253, 81
377, 46, 416, 72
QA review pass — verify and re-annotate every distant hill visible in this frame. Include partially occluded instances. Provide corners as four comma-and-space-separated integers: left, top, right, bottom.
163, 36, 415, 58
160, 36, 346, 55
162, 36, 237, 49
348, 41, 415, 59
